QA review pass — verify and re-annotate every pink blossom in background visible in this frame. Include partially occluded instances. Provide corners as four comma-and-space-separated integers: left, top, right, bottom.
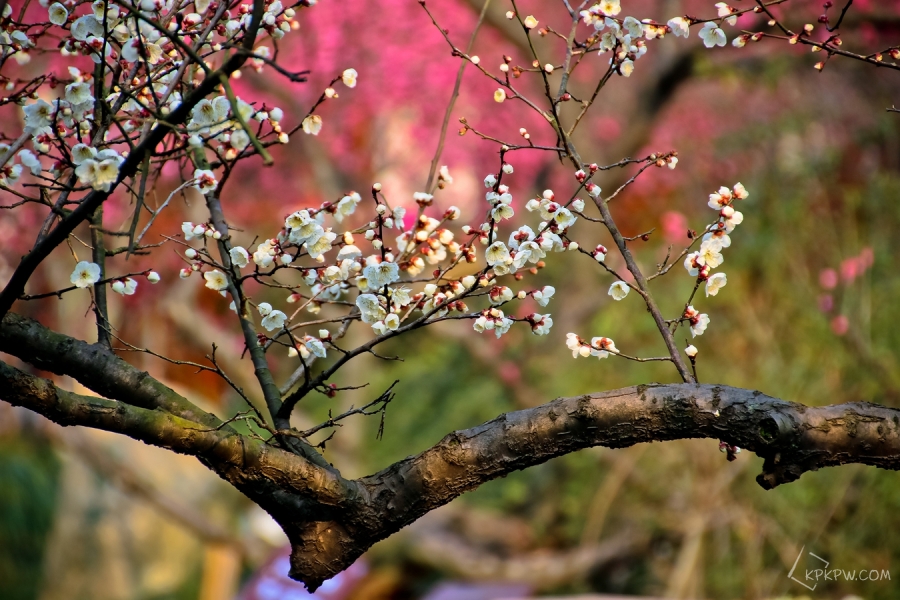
818, 294, 834, 313
819, 268, 839, 290
831, 315, 849, 336
498, 361, 521, 387
841, 257, 861, 282
859, 247, 874, 269
594, 116, 622, 140
661, 211, 689, 244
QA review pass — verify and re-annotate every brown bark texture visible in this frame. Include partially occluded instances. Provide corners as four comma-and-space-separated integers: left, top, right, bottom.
2, 311, 900, 590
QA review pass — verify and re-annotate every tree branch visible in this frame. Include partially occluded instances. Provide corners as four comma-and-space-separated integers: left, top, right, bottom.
0, 312, 221, 429
0, 358, 363, 511
287, 383, 900, 590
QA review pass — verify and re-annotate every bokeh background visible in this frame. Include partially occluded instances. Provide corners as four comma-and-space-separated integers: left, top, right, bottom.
3, 0, 900, 598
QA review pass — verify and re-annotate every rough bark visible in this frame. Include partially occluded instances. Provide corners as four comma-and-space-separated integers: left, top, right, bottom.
3, 334, 900, 591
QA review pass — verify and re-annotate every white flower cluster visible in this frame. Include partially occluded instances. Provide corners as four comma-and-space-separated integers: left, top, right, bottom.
3, 0, 306, 199
68, 261, 159, 294
667, 3, 743, 48
579, 1, 649, 77
567, 0, 748, 83
566, 333, 619, 359
564, 179, 749, 360
677, 182, 749, 336
166, 160, 570, 352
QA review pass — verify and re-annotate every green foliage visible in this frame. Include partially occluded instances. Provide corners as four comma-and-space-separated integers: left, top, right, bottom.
0, 433, 60, 600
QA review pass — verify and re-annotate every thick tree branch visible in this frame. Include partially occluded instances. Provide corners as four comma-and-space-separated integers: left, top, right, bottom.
288, 383, 900, 590
0, 358, 364, 511
0, 312, 222, 429
4, 317, 900, 592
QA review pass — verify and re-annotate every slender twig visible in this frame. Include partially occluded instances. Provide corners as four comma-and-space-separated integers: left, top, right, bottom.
425, 0, 492, 193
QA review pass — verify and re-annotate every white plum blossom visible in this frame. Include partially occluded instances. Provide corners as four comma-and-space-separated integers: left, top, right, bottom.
390, 287, 411, 308
356, 294, 387, 324
622, 16, 643, 38
699, 22, 726, 48
485, 241, 511, 266
598, 0, 620, 17
523, 15, 538, 28
75, 157, 120, 191
488, 286, 514, 306
668, 17, 690, 37
363, 261, 399, 289
23, 99, 54, 130
684, 251, 701, 277
261, 310, 287, 331
1, 163, 23, 187
190, 98, 220, 127
438, 165, 453, 186
529, 314, 553, 335
337, 245, 362, 261
685, 306, 709, 337
230, 246, 250, 268
697, 238, 724, 269
552, 207, 577, 229
71, 14, 102, 41
512, 241, 544, 269
230, 129, 250, 152
334, 192, 360, 222
533, 286, 555, 307
691, 314, 710, 337
373, 313, 401, 335
182, 222, 207, 242
473, 309, 513, 339
384, 313, 400, 330
608, 281, 630, 301
18, 150, 41, 176
715, 2, 738, 26
306, 229, 337, 260
590, 336, 619, 358
708, 186, 733, 209
48, 2, 68, 25
302, 115, 323, 135
705, 272, 727, 296
303, 336, 327, 358
70, 261, 101, 288
111, 278, 138, 295
71, 144, 97, 166
204, 270, 228, 291
193, 169, 218, 195
724, 210, 744, 232
566, 333, 591, 358
286, 210, 321, 244
341, 68, 358, 88
65, 81, 93, 105
484, 173, 498, 188
567, 333, 618, 359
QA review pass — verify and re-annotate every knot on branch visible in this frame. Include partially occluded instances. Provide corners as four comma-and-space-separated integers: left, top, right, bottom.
755, 411, 796, 446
